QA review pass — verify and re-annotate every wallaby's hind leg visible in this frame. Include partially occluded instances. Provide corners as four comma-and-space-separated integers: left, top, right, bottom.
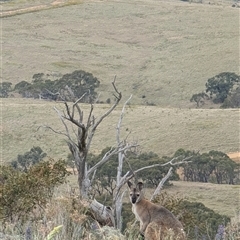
145, 222, 164, 240
145, 222, 185, 240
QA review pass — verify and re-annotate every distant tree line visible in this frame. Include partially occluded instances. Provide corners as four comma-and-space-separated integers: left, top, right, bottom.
174, 149, 240, 184
67, 147, 239, 200
8, 145, 240, 189
0, 70, 100, 103
190, 72, 240, 108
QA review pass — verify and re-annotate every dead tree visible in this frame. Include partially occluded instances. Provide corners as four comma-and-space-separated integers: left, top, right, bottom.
43, 80, 136, 199
42, 80, 192, 230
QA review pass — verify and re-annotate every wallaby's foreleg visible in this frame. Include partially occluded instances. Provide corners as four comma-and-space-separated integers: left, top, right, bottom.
140, 221, 149, 235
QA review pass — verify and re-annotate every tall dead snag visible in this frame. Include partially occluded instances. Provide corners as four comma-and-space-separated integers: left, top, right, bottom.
112, 94, 133, 230
46, 80, 134, 199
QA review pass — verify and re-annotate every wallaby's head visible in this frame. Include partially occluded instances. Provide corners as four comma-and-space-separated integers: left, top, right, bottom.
127, 181, 144, 204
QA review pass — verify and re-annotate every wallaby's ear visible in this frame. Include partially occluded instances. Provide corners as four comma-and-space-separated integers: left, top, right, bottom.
137, 182, 143, 191
127, 181, 133, 189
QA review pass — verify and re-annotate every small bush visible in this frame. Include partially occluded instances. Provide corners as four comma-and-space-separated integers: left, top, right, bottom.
0, 159, 70, 225
10, 146, 47, 171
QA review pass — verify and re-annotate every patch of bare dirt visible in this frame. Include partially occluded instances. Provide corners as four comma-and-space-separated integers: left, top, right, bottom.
228, 152, 240, 162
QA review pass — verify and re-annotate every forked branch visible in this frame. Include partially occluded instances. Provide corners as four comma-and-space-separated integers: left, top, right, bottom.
117, 154, 192, 191
150, 167, 173, 201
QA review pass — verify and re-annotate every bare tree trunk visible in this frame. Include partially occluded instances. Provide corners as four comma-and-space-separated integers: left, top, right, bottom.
150, 167, 173, 201
90, 199, 115, 227
112, 95, 132, 231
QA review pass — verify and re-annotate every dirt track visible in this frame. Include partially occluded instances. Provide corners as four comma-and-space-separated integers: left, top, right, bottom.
0, 0, 67, 18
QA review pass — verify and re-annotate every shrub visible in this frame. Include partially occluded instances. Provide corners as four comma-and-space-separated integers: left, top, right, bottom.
0, 82, 12, 98
0, 159, 70, 225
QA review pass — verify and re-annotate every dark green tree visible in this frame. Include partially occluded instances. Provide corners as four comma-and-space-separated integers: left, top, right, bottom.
221, 86, 240, 108
55, 70, 100, 102
13, 70, 100, 101
180, 201, 230, 239
0, 82, 12, 98
32, 73, 45, 83
208, 150, 238, 184
205, 72, 239, 103
10, 146, 47, 172
14, 80, 33, 98
190, 92, 209, 107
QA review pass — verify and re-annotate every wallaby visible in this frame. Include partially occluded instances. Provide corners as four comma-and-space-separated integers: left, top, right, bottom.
127, 181, 186, 240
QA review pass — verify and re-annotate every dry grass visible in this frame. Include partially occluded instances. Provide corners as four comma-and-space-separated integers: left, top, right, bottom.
1, 98, 239, 163
166, 181, 240, 218
1, 0, 239, 107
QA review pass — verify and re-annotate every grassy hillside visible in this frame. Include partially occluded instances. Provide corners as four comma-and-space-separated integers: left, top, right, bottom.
1, 98, 239, 163
1, 0, 239, 107
167, 181, 240, 218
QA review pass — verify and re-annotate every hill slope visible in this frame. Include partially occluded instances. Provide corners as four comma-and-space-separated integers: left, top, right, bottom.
2, 98, 239, 162
2, 0, 239, 107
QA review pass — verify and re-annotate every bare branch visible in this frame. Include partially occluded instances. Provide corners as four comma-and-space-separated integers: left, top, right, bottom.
62, 102, 85, 129
134, 155, 191, 174
51, 107, 78, 146
160, 155, 193, 166
72, 92, 88, 120
73, 93, 88, 106
54, 106, 71, 135
86, 104, 94, 130
115, 155, 192, 191
65, 85, 74, 96
37, 125, 68, 138
87, 146, 115, 176
116, 95, 132, 144
150, 167, 173, 201
86, 79, 122, 150
87, 143, 137, 177
112, 76, 121, 99
92, 97, 121, 132
44, 88, 63, 100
